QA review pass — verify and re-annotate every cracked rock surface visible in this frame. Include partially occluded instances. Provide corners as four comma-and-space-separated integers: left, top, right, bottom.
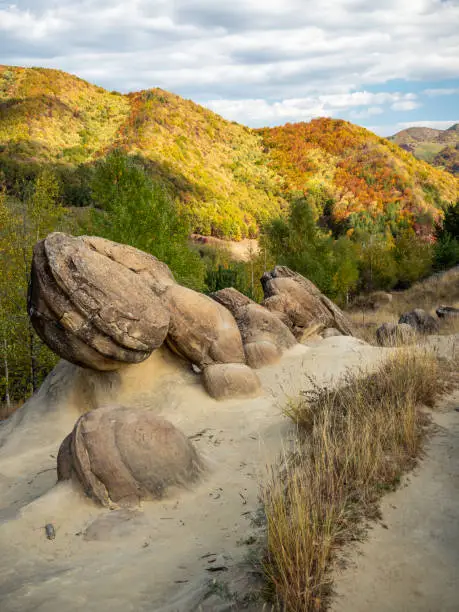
57, 405, 204, 507
28, 233, 171, 370
210, 287, 297, 368
261, 266, 355, 340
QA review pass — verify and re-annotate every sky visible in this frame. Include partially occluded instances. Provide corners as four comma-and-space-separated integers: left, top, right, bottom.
0, 0, 458, 136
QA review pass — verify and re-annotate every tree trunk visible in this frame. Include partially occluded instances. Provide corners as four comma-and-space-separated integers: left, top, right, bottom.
2, 334, 11, 410
29, 324, 38, 394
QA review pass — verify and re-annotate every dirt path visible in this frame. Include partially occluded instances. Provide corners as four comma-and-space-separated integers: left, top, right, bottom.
332, 390, 459, 612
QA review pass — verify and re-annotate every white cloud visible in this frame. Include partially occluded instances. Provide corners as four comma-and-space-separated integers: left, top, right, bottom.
207, 92, 418, 125
391, 100, 421, 111
350, 106, 385, 119
423, 88, 459, 96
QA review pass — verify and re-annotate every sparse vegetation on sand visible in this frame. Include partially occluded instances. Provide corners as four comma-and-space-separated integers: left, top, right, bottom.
349, 266, 459, 344
260, 348, 452, 611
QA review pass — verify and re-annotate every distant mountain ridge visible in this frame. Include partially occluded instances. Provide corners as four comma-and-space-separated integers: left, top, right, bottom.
389, 124, 459, 176
0, 65, 457, 239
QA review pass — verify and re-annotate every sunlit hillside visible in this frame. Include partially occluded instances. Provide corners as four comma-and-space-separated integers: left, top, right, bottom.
0, 66, 457, 239
0, 66, 284, 239
389, 123, 459, 176
259, 119, 458, 236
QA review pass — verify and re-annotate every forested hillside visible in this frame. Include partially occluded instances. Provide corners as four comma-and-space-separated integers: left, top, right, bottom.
389, 124, 459, 176
259, 119, 457, 236
1, 65, 457, 239
0, 65, 284, 239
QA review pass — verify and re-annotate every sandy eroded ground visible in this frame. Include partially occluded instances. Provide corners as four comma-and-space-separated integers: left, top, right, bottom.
331, 389, 459, 612
0, 336, 384, 612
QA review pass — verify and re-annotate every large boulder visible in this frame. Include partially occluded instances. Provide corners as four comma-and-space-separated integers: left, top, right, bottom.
29, 232, 261, 399
161, 284, 261, 397
29, 233, 170, 370
376, 322, 416, 347
162, 284, 246, 367
399, 309, 440, 334
260, 266, 355, 340
210, 287, 297, 368
202, 363, 261, 400
80, 235, 175, 294
57, 406, 203, 507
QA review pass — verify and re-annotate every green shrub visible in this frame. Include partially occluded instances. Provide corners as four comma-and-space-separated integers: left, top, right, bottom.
85, 150, 206, 290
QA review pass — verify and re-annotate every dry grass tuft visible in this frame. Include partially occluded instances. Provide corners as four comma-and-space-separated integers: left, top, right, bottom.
261, 349, 445, 611
349, 267, 459, 345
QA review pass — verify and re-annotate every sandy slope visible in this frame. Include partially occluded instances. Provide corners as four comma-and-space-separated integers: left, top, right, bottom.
331, 389, 459, 612
0, 336, 384, 612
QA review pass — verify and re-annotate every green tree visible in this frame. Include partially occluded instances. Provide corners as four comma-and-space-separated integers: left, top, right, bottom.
87, 151, 205, 290
433, 202, 459, 270
356, 230, 398, 292
0, 190, 18, 408
203, 241, 272, 302
0, 169, 64, 405
263, 195, 359, 303
393, 229, 433, 288
331, 236, 360, 305
442, 202, 459, 239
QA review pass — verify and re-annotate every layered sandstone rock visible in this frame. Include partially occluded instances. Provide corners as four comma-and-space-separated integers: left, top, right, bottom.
29, 233, 170, 370
57, 406, 203, 507
160, 284, 260, 398
202, 363, 261, 400
29, 232, 260, 399
210, 287, 297, 368
163, 285, 246, 367
260, 266, 355, 340
80, 235, 175, 294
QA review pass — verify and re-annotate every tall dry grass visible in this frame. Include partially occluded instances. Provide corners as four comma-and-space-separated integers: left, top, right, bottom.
349, 266, 459, 344
261, 349, 445, 612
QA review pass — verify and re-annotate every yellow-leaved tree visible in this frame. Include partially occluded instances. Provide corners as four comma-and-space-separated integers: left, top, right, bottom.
0, 169, 66, 409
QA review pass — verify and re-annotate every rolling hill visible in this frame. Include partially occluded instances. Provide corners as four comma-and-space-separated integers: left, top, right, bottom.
389, 124, 459, 176
259, 120, 457, 234
0, 65, 457, 239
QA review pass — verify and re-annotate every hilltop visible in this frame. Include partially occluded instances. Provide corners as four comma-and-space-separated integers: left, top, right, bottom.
390, 124, 459, 176
0, 65, 283, 239
259, 120, 457, 234
0, 65, 457, 238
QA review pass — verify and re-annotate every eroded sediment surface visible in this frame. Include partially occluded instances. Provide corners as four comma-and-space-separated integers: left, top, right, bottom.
0, 336, 384, 612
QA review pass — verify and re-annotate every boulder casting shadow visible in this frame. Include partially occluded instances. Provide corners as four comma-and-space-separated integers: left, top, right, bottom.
57, 405, 204, 508
25, 233, 355, 508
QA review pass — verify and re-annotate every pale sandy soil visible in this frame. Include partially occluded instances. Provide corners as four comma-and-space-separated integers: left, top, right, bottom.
0, 336, 384, 612
331, 389, 459, 612
190, 235, 259, 262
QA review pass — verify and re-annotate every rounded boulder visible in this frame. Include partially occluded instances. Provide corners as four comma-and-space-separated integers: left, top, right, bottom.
57, 406, 203, 507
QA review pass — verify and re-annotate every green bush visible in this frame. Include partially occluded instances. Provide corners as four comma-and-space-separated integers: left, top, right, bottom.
85, 150, 206, 291
393, 229, 433, 288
